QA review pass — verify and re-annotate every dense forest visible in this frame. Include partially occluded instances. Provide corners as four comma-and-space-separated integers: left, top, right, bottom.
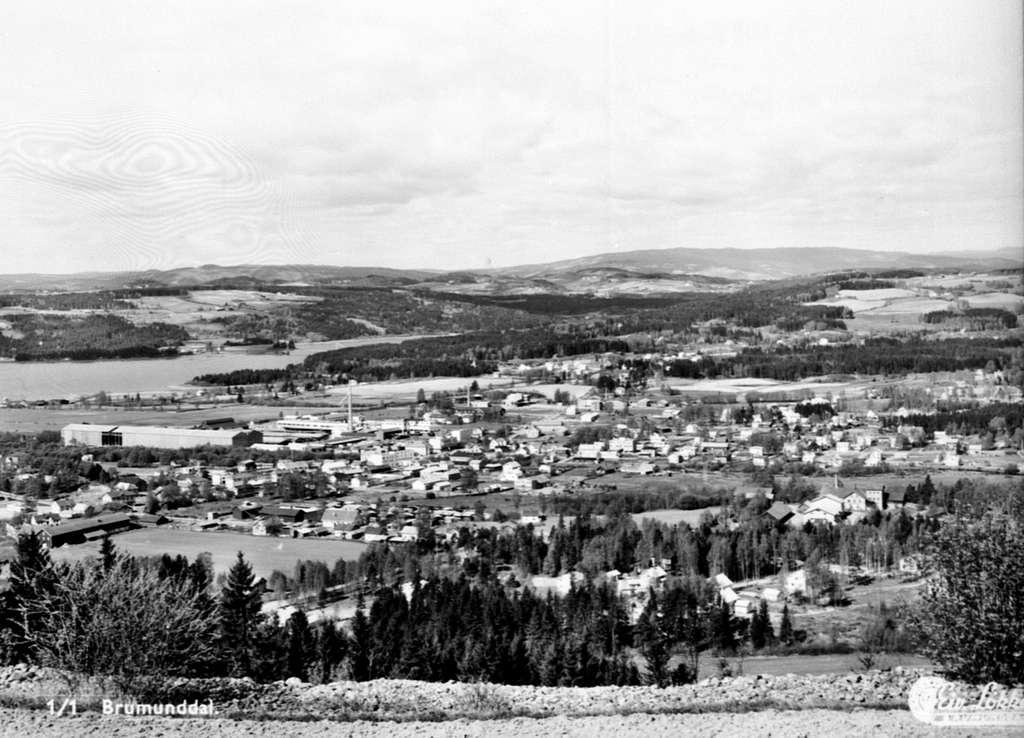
660, 336, 1024, 382
193, 329, 632, 385
281, 286, 547, 336
922, 308, 1018, 330
191, 329, 1024, 389
881, 402, 1024, 438
0, 314, 190, 361
0, 292, 137, 310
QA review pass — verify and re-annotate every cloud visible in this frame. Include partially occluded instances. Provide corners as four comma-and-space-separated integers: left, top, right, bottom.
0, 0, 1019, 272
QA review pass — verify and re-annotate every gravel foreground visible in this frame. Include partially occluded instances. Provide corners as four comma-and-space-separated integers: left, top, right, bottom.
0, 664, 1017, 737
0, 707, 1012, 737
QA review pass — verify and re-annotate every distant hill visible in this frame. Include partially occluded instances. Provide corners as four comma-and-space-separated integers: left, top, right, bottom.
0, 264, 438, 292
0, 247, 1017, 294
495, 246, 1021, 282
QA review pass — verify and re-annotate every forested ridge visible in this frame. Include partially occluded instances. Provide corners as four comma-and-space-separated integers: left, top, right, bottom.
0, 314, 189, 361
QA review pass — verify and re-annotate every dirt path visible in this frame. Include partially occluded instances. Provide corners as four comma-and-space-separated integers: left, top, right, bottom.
0, 708, 1010, 738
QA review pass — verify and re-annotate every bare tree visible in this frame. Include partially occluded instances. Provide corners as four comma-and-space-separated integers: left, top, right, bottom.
20, 555, 219, 696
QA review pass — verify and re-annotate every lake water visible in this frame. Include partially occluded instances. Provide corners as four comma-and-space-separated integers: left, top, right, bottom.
0, 334, 425, 400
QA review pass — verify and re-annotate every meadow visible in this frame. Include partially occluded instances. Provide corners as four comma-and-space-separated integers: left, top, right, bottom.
49, 527, 368, 579
631, 507, 723, 527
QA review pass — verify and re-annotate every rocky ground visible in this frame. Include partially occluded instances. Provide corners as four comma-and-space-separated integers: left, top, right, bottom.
0, 707, 1006, 737
0, 664, 1015, 737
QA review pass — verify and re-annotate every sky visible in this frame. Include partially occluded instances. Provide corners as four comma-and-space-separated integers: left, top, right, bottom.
0, 0, 1020, 274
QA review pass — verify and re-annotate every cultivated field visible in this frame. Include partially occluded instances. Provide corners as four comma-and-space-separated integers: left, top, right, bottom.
631, 507, 722, 527
121, 290, 322, 337
49, 527, 368, 579
963, 291, 1023, 311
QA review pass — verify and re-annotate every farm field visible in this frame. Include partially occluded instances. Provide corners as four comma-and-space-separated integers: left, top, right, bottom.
963, 291, 1023, 311
667, 377, 868, 397
117, 290, 322, 338
631, 507, 723, 527
49, 527, 368, 579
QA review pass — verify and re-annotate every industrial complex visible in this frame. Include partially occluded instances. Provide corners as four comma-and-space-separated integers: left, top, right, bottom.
60, 423, 262, 450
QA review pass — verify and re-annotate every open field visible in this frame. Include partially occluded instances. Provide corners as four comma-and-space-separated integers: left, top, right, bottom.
734, 652, 933, 675
667, 376, 867, 397
631, 507, 722, 527
963, 291, 1024, 311
49, 527, 368, 579
817, 470, 1021, 492
121, 290, 322, 337
595, 471, 742, 495
792, 576, 928, 647
327, 376, 515, 404
868, 297, 951, 314
843, 313, 942, 331
908, 272, 1022, 291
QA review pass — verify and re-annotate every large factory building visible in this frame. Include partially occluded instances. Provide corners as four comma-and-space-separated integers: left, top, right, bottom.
61, 423, 262, 450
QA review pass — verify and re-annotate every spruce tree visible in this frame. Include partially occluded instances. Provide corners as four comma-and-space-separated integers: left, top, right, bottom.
286, 610, 313, 681
713, 603, 736, 653
348, 604, 371, 680
2, 533, 57, 664
779, 603, 795, 645
750, 604, 767, 650
99, 535, 116, 573
314, 620, 346, 684
218, 552, 263, 677
759, 599, 775, 646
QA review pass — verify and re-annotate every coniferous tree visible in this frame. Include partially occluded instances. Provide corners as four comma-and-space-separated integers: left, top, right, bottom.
250, 615, 288, 682
636, 593, 670, 687
750, 602, 767, 650
2, 533, 57, 664
712, 602, 736, 654
779, 603, 795, 645
758, 599, 775, 646
286, 610, 313, 681
218, 552, 263, 677
99, 535, 116, 573
348, 603, 371, 681
313, 620, 346, 684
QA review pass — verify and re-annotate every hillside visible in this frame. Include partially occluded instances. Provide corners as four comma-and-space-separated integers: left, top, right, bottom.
0, 247, 1016, 295
0, 265, 438, 293
495, 246, 1020, 282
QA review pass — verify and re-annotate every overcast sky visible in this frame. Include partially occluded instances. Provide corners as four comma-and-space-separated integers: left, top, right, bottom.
1, 0, 1020, 273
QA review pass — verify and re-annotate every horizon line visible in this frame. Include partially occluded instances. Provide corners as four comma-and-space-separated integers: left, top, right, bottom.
0, 243, 1018, 278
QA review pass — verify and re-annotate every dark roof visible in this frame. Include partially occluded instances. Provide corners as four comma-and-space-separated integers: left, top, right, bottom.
46, 513, 133, 538
261, 506, 305, 520
765, 502, 794, 521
